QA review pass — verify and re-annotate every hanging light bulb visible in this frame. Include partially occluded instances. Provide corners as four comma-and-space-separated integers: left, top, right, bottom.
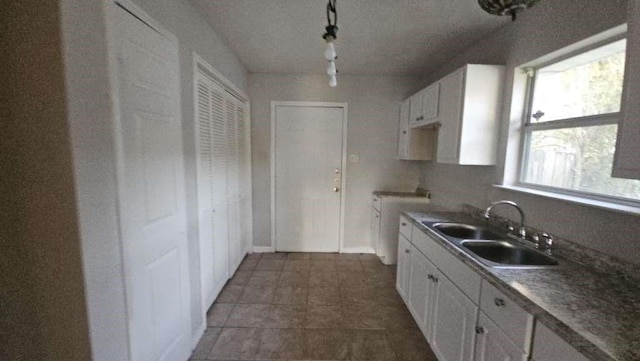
324, 41, 337, 61
329, 75, 337, 88
322, 0, 339, 88
327, 61, 337, 76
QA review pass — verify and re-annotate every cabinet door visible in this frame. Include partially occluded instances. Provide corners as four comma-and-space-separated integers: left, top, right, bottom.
409, 91, 424, 127
532, 323, 589, 361
408, 250, 438, 340
398, 100, 410, 159
396, 235, 412, 300
436, 68, 464, 164
613, 0, 640, 179
474, 312, 528, 361
371, 207, 381, 255
421, 82, 440, 121
431, 273, 478, 361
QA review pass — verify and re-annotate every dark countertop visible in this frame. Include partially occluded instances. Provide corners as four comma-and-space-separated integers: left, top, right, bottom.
402, 211, 640, 361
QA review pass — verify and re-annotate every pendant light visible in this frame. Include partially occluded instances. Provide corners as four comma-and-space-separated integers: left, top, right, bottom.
323, 0, 338, 87
478, 0, 541, 21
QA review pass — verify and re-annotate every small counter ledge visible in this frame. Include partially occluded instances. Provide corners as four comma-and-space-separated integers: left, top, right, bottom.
402, 210, 640, 361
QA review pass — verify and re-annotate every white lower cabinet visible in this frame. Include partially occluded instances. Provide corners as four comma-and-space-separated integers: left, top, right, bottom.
474, 312, 528, 361
371, 207, 381, 256
396, 235, 412, 300
531, 323, 589, 361
371, 195, 430, 265
407, 246, 439, 339
431, 274, 478, 361
399, 223, 479, 361
397, 222, 538, 361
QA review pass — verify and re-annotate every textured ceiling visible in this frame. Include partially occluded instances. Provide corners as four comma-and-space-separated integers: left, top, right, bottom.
190, 0, 510, 76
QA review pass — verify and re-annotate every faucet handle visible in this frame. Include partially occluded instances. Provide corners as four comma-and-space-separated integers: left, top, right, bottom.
531, 233, 541, 248
518, 226, 527, 239
539, 233, 554, 252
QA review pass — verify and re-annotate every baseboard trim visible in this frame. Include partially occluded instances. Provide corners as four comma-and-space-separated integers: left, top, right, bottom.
340, 246, 375, 254
191, 323, 206, 351
252, 246, 275, 253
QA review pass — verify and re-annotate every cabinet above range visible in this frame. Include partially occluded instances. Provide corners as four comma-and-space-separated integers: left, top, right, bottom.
398, 64, 505, 165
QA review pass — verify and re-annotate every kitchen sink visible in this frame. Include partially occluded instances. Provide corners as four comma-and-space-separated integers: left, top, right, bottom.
432, 223, 504, 240
461, 240, 559, 267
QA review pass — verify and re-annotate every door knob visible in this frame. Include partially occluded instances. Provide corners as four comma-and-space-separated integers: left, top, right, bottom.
333, 187, 340, 192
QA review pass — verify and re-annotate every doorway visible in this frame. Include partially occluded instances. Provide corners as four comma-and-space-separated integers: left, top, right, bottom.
271, 102, 348, 252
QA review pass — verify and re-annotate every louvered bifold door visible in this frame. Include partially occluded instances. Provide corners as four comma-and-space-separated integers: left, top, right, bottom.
225, 94, 242, 274
210, 80, 230, 290
236, 101, 253, 255
195, 74, 217, 309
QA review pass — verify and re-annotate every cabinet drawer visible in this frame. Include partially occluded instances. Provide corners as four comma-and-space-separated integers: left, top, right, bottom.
412, 229, 481, 302
399, 216, 412, 238
480, 280, 533, 352
372, 195, 381, 211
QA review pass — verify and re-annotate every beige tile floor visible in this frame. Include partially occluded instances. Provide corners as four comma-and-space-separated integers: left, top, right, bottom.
190, 252, 438, 361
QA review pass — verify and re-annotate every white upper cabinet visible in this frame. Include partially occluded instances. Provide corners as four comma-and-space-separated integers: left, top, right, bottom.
436, 64, 505, 165
410, 83, 440, 128
613, 0, 640, 179
398, 98, 435, 160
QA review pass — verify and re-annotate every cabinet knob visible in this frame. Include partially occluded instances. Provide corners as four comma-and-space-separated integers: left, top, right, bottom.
401, 222, 407, 226
405, 249, 410, 254
475, 326, 485, 334
427, 274, 433, 280
333, 187, 340, 192
494, 298, 506, 307
402, 131, 407, 134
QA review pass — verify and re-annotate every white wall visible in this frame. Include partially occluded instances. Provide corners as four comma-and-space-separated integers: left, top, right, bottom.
249, 74, 425, 250
418, 0, 640, 265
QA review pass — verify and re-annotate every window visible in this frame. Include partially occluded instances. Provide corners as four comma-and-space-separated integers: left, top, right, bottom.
519, 38, 640, 204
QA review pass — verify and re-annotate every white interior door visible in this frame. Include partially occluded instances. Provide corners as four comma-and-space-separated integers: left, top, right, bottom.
110, 3, 190, 361
273, 104, 346, 252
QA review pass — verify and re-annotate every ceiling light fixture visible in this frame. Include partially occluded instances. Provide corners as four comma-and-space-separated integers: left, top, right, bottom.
323, 0, 338, 88
478, 0, 540, 21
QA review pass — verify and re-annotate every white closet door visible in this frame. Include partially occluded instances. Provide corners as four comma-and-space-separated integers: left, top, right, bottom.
111, 4, 190, 360
237, 102, 253, 254
195, 61, 252, 309
195, 74, 217, 310
225, 95, 241, 273
210, 82, 230, 291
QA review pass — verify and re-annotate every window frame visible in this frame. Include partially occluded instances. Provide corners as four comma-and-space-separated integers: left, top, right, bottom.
515, 34, 640, 207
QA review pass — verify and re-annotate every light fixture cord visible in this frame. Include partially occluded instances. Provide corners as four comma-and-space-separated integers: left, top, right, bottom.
326, 0, 337, 27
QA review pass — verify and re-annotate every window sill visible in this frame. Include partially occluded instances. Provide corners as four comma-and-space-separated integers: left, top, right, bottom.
493, 184, 640, 216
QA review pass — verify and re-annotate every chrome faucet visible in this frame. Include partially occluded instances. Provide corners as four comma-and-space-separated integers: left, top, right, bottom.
484, 200, 527, 239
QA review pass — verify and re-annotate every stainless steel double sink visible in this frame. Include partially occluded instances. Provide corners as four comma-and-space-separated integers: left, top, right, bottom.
423, 222, 559, 269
